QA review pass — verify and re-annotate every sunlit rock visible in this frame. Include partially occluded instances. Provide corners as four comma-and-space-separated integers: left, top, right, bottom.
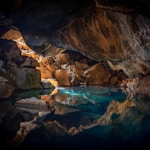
37, 57, 56, 79
55, 53, 70, 64
1, 0, 150, 91
71, 62, 89, 85
1, 28, 24, 43
84, 63, 111, 85
61, 64, 84, 85
39, 64, 53, 79
54, 69, 71, 86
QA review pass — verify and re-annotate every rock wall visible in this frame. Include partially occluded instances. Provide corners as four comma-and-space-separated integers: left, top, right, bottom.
0, 0, 150, 98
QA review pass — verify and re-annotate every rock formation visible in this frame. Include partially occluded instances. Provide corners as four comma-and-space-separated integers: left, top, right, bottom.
0, 0, 150, 98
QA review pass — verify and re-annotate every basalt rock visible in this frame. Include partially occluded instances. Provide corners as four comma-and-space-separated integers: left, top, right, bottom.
1, 0, 150, 90
8, 0, 150, 78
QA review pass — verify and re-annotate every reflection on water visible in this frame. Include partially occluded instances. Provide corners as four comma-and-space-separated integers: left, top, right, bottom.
0, 86, 150, 150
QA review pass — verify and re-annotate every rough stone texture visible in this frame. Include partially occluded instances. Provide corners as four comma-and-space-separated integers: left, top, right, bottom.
52, 9, 150, 78
135, 75, 150, 99
20, 56, 39, 68
1, 1, 150, 149
1, 0, 150, 96
54, 69, 71, 86
55, 53, 70, 64
7, 0, 150, 79
84, 63, 111, 85
0, 39, 42, 90
0, 39, 23, 67
13, 67, 41, 89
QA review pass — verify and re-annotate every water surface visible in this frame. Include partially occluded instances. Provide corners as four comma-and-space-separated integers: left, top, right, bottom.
0, 86, 150, 150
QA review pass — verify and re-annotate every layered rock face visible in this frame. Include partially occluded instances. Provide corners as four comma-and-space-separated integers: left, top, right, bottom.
0, 28, 126, 95
0, 39, 42, 98
0, 0, 150, 98
10, 0, 150, 77
50, 1, 150, 78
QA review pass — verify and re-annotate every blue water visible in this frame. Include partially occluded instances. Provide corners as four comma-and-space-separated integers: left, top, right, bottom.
0, 86, 150, 150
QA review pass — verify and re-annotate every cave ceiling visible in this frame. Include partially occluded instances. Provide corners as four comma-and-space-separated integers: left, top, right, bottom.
0, 0, 150, 62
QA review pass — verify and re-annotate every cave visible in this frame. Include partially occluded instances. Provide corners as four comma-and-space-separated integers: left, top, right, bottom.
0, 0, 150, 149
